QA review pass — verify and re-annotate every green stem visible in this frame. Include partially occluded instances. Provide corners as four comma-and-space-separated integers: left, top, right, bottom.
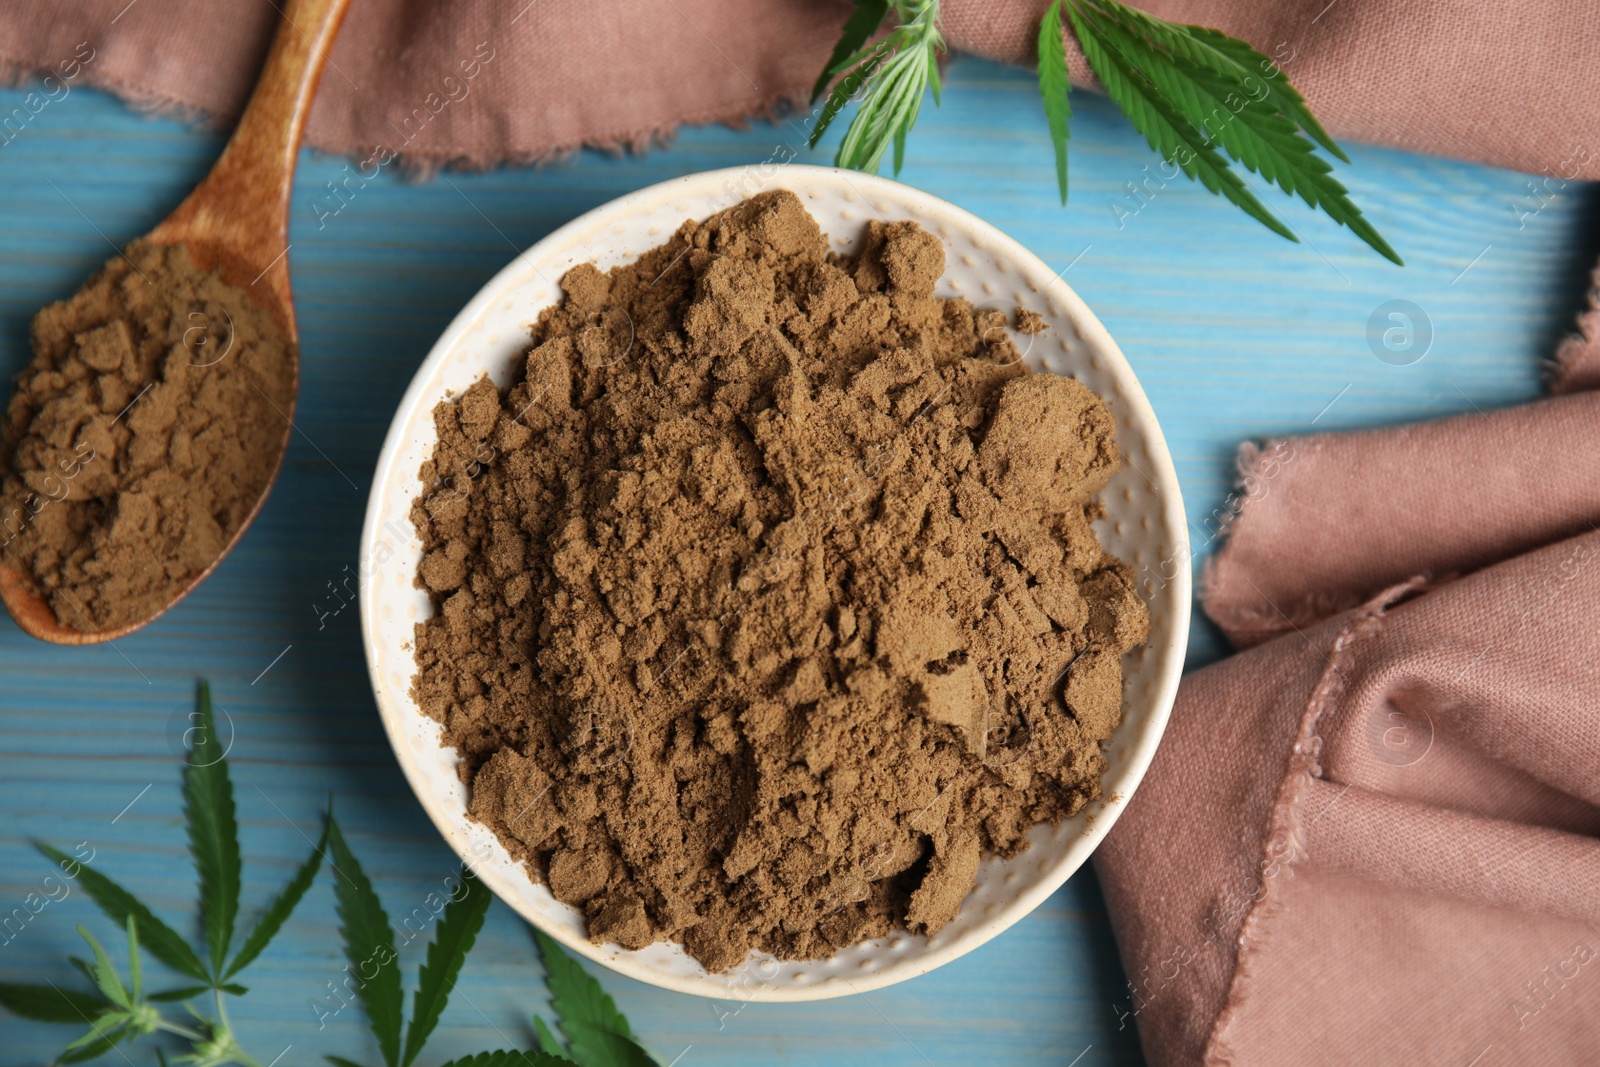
154, 1019, 207, 1043
213, 988, 264, 1067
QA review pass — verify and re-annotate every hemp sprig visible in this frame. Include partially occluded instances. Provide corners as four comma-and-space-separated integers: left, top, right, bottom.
809, 0, 941, 175
811, 0, 1401, 264
0, 683, 660, 1067
0, 682, 325, 1066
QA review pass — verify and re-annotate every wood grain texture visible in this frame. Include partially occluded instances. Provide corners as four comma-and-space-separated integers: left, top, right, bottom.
147, 0, 351, 317
0, 57, 1592, 1066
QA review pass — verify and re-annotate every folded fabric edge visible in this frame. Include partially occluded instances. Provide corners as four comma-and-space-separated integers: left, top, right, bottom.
1201, 580, 1422, 1065
1299, 777, 1600, 928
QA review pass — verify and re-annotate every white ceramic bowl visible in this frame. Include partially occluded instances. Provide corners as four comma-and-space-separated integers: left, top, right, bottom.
359, 165, 1189, 1001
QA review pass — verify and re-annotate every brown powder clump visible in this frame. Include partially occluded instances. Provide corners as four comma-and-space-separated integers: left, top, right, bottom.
0, 240, 295, 631
411, 190, 1148, 971
1015, 307, 1048, 334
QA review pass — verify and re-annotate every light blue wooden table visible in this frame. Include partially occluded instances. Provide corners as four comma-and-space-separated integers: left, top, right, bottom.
0, 56, 1591, 1066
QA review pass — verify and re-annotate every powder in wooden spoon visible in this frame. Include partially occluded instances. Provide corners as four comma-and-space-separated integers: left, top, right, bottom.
411, 191, 1148, 970
0, 240, 295, 632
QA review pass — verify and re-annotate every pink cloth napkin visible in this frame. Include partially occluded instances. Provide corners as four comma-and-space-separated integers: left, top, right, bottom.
1092, 290, 1600, 1064
0, 1, 1596, 178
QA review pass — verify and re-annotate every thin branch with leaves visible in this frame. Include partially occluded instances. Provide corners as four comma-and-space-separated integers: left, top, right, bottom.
811, 0, 1401, 264
3, 683, 326, 1067
0, 682, 663, 1067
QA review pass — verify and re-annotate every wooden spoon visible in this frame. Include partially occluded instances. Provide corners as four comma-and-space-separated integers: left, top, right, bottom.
0, 0, 351, 644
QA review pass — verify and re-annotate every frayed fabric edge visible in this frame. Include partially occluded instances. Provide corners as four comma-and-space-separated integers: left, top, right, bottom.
1549, 260, 1600, 397
0, 57, 223, 129
372, 89, 812, 180
1198, 437, 1332, 647
1, 54, 817, 180
1199, 437, 1291, 564
1200, 579, 1423, 1066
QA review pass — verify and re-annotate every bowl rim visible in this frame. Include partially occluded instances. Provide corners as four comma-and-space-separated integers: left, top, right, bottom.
359, 164, 1190, 1001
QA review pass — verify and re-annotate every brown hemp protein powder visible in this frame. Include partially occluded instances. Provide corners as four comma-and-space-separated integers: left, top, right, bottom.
0, 239, 295, 631
411, 191, 1149, 971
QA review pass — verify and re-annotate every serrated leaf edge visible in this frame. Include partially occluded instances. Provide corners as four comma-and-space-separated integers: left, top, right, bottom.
327, 818, 404, 1067
185, 679, 242, 980
36, 843, 209, 982
400, 869, 492, 1067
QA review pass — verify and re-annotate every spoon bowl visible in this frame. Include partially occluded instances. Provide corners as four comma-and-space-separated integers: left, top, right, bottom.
0, 0, 350, 644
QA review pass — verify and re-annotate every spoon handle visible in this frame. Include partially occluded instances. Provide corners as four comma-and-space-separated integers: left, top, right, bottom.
149, 0, 352, 310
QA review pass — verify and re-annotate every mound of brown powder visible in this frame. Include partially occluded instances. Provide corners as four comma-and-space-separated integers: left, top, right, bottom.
411, 190, 1148, 971
0, 240, 295, 632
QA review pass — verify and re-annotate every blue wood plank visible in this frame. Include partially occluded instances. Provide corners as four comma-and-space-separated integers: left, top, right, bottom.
0, 55, 1591, 1066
